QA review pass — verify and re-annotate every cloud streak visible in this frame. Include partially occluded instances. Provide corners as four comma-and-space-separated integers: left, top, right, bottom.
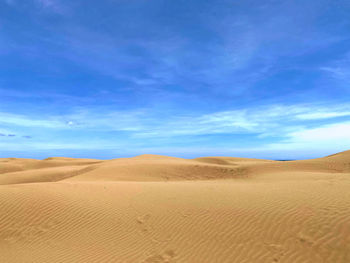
321, 60, 350, 84
1, 103, 350, 138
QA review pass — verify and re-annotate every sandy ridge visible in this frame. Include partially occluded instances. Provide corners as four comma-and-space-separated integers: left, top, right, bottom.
0, 151, 349, 262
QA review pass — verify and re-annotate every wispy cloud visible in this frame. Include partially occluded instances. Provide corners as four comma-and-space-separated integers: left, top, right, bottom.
4, 0, 15, 5
1, 103, 349, 137
0, 112, 66, 129
266, 121, 350, 155
35, 0, 57, 7
130, 104, 350, 138
293, 104, 350, 120
321, 53, 350, 84
4, 0, 64, 13
295, 111, 350, 120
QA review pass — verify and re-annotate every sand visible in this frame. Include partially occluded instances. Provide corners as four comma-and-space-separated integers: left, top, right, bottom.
1, 151, 350, 263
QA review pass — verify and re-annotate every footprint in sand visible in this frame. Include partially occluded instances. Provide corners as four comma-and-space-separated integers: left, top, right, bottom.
142, 249, 176, 263
137, 214, 152, 233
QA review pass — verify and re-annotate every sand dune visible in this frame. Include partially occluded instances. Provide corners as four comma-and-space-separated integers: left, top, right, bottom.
1, 151, 350, 262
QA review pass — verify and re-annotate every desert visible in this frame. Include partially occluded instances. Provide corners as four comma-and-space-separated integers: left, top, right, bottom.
1, 151, 349, 262
2, 0, 350, 262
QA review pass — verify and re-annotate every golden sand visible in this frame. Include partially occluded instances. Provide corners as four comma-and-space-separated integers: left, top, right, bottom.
1, 151, 350, 262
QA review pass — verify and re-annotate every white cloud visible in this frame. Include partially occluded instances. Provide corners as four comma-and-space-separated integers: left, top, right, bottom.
322, 66, 350, 81
288, 122, 350, 144
295, 111, 350, 120
0, 112, 65, 128
266, 121, 350, 153
1, 103, 350, 157
132, 104, 350, 138
1, 103, 350, 136
320, 53, 350, 84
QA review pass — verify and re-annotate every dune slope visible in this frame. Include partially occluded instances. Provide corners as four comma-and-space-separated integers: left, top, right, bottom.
0, 151, 350, 263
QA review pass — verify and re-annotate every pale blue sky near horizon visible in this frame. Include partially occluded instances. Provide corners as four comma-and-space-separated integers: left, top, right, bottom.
1, 0, 350, 160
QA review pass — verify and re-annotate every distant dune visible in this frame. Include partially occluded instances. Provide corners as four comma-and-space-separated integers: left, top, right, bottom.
1, 151, 350, 262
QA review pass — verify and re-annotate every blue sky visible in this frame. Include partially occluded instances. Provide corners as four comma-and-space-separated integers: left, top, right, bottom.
1, 0, 350, 159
